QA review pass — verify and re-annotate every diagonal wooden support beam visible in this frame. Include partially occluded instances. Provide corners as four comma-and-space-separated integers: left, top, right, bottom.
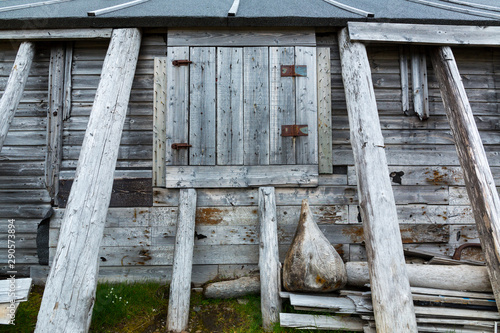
338, 28, 417, 332
430, 46, 500, 312
35, 28, 141, 333
0, 42, 35, 152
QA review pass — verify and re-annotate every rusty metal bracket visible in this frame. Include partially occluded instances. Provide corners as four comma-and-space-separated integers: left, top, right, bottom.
171, 143, 192, 149
281, 65, 307, 77
281, 125, 308, 137
172, 60, 192, 67
452, 243, 482, 260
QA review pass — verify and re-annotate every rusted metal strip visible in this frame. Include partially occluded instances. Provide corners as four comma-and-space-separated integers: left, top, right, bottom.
281, 125, 308, 137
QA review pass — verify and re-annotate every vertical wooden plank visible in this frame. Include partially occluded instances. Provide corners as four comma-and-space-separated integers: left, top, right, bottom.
167, 188, 197, 332
217, 47, 244, 165
0, 42, 35, 152
317, 47, 333, 174
295, 46, 318, 165
63, 42, 73, 120
269, 46, 295, 165
399, 45, 410, 115
244, 47, 269, 166
431, 46, 500, 312
190, 47, 216, 165
35, 28, 142, 333
338, 28, 417, 332
153, 57, 167, 187
411, 47, 429, 120
166, 47, 189, 166
46, 44, 65, 205
258, 186, 281, 331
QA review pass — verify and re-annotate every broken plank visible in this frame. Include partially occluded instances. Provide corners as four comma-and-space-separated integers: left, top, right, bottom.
411, 287, 494, 300
279, 313, 364, 331
289, 293, 356, 313
0, 278, 32, 303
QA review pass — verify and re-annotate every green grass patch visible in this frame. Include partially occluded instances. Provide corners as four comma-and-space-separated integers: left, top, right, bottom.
0, 281, 355, 333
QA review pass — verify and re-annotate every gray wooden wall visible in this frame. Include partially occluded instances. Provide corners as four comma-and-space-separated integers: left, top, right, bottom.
2, 32, 498, 281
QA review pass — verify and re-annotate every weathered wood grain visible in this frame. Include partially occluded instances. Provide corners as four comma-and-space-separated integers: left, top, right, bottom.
295, 46, 318, 165
258, 187, 281, 330
431, 46, 500, 311
165, 165, 318, 188
244, 47, 269, 165
168, 29, 316, 47
348, 22, 500, 46
165, 47, 189, 166
400, 46, 410, 114
411, 47, 429, 120
189, 47, 216, 165
280, 313, 363, 331
35, 28, 142, 333
0, 42, 35, 152
167, 189, 197, 333
217, 48, 244, 165
0, 29, 112, 40
153, 57, 167, 186
317, 47, 332, 173
63, 43, 73, 120
338, 28, 417, 332
45, 44, 65, 204
269, 46, 295, 165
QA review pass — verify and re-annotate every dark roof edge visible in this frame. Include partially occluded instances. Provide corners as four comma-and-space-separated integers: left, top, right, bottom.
0, 16, 499, 30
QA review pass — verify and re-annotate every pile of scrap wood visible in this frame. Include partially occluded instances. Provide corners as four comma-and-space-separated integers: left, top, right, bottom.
280, 287, 499, 332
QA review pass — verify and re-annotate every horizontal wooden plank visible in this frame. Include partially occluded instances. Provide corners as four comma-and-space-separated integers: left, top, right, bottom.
0, 204, 51, 219
58, 178, 152, 208
167, 29, 316, 46
348, 22, 500, 46
50, 227, 152, 247
279, 313, 363, 331
154, 185, 448, 207
449, 186, 500, 205
166, 165, 319, 188
59, 169, 152, 180
0, 29, 112, 40
63, 116, 151, 131
0, 176, 45, 189
0, 278, 31, 303
31, 264, 218, 285
0, 190, 50, 204
0, 233, 37, 248
62, 145, 152, 161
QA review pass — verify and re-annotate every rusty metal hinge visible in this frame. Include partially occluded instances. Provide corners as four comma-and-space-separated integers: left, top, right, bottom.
171, 143, 192, 149
172, 60, 192, 67
281, 125, 308, 137
281, 65, 307, 77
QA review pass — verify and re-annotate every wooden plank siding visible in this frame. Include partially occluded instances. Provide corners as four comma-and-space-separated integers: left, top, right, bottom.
0, 42, 51, 276
4, 30, 500, 283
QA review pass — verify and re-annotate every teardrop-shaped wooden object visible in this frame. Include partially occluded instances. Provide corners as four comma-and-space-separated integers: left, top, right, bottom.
283, 199, 347, 292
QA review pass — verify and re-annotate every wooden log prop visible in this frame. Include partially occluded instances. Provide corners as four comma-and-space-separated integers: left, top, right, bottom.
0, 42, 35, 152
167, 188, 197, 333
338, 28, 417, 331
34, 28, 141, 333
258, 187, 281, 331
283, 199, 347, 292
347, 262, 492, 292
430, 46, 500, 312
204, 276, 260, 299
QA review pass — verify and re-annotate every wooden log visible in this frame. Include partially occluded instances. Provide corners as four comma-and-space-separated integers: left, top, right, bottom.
338, 28, 417, 332
204, 276, 260, 299
167, 188, 197, 333
34, 28, 141, 333
45, 44, 65, 204
346, 262, 492, 292
430, 46, 500, 312
258, 187, 281, 331
0, 42, 35, 152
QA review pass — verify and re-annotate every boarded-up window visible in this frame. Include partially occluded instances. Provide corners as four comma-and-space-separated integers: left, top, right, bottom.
154, 32, 324, 188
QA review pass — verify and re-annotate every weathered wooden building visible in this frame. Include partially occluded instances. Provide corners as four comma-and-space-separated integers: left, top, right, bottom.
1, 0, 500, 330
